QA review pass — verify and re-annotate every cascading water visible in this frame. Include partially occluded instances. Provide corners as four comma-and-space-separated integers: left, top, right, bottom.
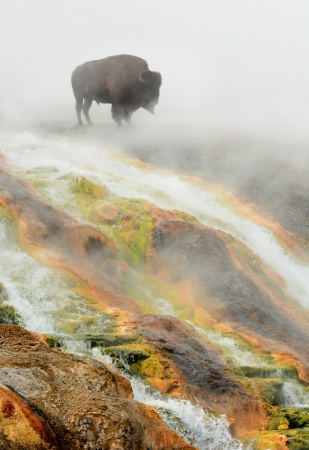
186, 321, 269, 367
280, 382, 309, 408
1, 129, 308, 448
3, 131, 309, 309
0, 183, 246, 449
130, 378, 244, 450
46, 339, 247, 449
0, 218, 112, 336
90, 349, 246, 450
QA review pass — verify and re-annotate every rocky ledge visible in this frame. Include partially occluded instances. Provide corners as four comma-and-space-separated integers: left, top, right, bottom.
0, 324, 195, 450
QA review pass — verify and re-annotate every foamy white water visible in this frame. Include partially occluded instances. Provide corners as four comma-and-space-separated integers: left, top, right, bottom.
131, 378, 244, 450
2, 130, 309, 309
91, 348, 245, 450
1, 126, 307, 449
186, 321, 269, 367
0, 218, 110, 335
36, 341, 247, 449
280, 381, 309, 408
0, 205, 245, 449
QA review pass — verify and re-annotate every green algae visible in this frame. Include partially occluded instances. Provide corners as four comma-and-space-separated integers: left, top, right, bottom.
284, 428, 309, 449
0, 303, 21, 325
48, 326, 173, 384
229, 365, 303, 409
71, 176, 106, 198
0, 206, 19, 242
232, 365, 298, 380
0, 282, 21, 325
256, 379, 285, 405
106, 344, 173, 382
108, 199, 154, 267
173, 210, 198, 223
0, 205, 14, 221
246, 428, 309, 450
246, 408, 309, 450
0, 224, 22, 325
69, 176, 155, 267
268, 408, 309, 431
100, 340, 170, 382
244, 431, 288, 450
138, 354, 172, 380
26, 177, 50, 190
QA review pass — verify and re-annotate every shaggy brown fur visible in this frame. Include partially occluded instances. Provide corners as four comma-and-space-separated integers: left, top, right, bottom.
71, 54, 162, 126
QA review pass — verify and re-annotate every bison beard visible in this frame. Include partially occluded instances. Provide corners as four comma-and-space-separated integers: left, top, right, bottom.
71, 54, 162, 127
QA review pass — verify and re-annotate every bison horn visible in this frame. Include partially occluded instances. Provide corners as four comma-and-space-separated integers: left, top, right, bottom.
138, 72, 146, 83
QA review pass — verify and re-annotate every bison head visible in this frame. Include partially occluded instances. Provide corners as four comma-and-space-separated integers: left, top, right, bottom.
138, 70, 162, 114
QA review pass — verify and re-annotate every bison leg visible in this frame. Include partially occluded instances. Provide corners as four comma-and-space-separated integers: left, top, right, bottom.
111, 105, 123, 127
75, 97, 84, 126
82, 97, 94, 126
124, 109, 132, 126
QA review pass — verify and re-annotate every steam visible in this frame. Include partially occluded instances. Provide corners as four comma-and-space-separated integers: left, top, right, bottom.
0, 0, 308, 139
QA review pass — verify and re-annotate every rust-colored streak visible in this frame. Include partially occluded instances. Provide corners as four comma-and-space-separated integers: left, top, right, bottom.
0, 165, 140, 313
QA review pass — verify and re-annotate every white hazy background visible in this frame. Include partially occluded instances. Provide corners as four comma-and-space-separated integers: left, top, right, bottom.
0, 0, 308, 139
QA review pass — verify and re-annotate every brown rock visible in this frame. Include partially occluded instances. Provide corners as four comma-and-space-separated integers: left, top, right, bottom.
96, 203, 120, 223
0, 166, 140, 313
0, 325, 196, 450
0, 384, 58, 449
1, 163, 308, 441
120, 312, 268, 437
146, 216, 309, 381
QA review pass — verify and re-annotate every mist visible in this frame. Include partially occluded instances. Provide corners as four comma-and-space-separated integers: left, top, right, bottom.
1, 0, 309, 140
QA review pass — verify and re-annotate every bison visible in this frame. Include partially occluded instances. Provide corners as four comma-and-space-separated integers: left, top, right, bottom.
71, 54, 162, 127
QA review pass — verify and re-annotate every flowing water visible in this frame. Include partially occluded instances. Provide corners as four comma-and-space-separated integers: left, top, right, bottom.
1, 128, 308, 448
280, 382, 309, 408
54, 339, 248, 449
3, 130, 309, 309
0, 219, 113, 336
186, 321, 270, 367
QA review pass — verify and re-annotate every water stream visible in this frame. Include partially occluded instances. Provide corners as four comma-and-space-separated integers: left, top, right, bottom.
1, 129, 309, 448
280, 382, 309, 408
52, 334, 248, 449
0, 178, 245, 449
3, 131, 309, 309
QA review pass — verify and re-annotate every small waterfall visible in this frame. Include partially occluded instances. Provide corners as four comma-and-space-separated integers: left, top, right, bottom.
280, 382, 309, 408
186, 321, 269, 367
91, 348, 246, 450
154, 297, 177, 316
0, 214, 247, 449
207, 331, 269, 367
1, 130, 308, 448
0, 219, 111, 336
4, 131, 308, 309
132, 379, 244, 450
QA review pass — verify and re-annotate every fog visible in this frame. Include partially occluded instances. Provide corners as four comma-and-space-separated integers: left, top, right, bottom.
1, 0, 309, 140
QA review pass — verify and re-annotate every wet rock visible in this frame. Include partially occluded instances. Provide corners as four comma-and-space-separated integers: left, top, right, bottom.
118, 312, 268, 437
1, 163, 308, 444
122, 132, 309, 253
0, 324, 196, 449
0, 166, 140, 313
146, 215, 309, 381
0, 384, 58, 449
95, 203, 120, 223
